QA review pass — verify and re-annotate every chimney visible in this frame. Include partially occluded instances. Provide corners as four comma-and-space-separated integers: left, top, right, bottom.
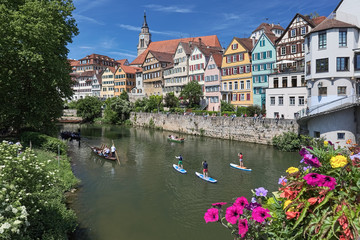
198, 38, 202, 46
252, 36, 256, 47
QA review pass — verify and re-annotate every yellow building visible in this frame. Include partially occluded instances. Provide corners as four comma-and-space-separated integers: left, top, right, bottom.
221, 38, 254, 107
100, 67, 116, 99
114, 64, 140, 96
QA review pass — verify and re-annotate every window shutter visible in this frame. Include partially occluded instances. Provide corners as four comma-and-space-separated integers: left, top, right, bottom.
270, 51, 272, 58
306, 26, 309, 33
264, 64, 267, 70
247, 93, 250, 100
226, 57, 228, 63
286, 46, 290, 54
257, 53, 260, 59
237, 54, 240, 61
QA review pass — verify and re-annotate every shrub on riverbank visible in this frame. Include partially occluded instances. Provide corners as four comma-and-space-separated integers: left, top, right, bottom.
21, 131, 67, 155
272, 132, 322, 152
0, 141, 79, 239
204, 141, 360, 239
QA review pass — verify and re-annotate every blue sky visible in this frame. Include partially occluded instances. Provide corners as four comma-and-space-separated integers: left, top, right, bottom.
68, 0, 340, 62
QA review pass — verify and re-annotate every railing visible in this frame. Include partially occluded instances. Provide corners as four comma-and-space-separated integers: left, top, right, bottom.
296, 94, 360, 119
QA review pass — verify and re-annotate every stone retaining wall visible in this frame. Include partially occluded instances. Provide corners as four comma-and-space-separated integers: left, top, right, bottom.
130, 112, 299, 145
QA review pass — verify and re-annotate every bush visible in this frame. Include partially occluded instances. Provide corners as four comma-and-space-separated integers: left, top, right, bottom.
221, 101, 235, 112
272, 132, 323, 152
236, 106, 248, 116
221, 111, 236, 116
76, 96, 103, 122
21, 132, 67, 155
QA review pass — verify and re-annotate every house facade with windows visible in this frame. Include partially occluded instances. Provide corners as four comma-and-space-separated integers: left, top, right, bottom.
72, 71, 99, 100
266, 72, 306, 119
114, 64, 139, 96
130, 69, 145, 101
204, 53, 223, 111
142, 50, 173, 96
221, 38, 253, 107
250, 23, 284, 40
100, 67, 116, 99
251, 33, 277, 109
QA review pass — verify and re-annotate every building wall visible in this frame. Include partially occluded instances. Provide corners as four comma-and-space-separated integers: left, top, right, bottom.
100, 68, 115, 99
131, 112, 299, 145
189, 47, 206, 88
335, 0, 360, 27
204, 56, 221, 111
307, 107, 357, 147
142, 52, 163, 96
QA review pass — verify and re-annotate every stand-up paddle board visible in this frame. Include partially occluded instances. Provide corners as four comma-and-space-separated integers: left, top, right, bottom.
195, 172, 217, 183
173, 164, 187, 174
230, 163, 252, 171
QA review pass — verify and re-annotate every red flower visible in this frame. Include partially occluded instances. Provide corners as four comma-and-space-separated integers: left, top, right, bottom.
308, 197, 318, 205
285, 211, 300, 219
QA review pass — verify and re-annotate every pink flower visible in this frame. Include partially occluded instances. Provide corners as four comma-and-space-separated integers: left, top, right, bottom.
211, 202, 227, 208
234, 197, 248, 209
204, 208, 219, 223
252, 207, 271, 223
320, 175, 337, 190
225, 205, 243, 224
303, 173, 322, 186
304, 155, 322, 168
238, 218, 248, 238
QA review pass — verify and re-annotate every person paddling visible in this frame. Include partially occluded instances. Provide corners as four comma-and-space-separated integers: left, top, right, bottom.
175, 155, 183, 169
238, 152, 244, 168
202, 160, 208, 178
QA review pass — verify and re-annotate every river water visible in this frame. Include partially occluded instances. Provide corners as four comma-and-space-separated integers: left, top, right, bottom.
62, 124, 299, 240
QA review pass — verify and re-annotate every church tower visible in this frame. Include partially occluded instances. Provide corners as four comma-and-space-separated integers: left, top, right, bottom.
137, 12, 151, 56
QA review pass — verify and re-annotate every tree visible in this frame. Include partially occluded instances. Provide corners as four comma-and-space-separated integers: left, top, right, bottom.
0, 0, 78, 133
180, 81, 203, 108
76, 96, 103, 122
104, 97, 133, 124
164, 92, 179, 108
145, 95, 163, 112
119, 91, 129, 101
221, 101, 235, 112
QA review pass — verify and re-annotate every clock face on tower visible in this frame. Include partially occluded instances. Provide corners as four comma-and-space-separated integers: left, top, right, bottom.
140, 34, 144, 39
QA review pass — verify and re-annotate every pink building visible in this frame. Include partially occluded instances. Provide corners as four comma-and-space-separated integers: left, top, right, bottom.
204, 53, 223, 111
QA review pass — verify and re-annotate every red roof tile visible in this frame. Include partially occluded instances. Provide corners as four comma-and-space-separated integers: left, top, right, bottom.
234, 38, 254, 52
212, 53, 223, 68
120, 65, 141, 74
148, 51, 173, 63
131, 35, 221, 65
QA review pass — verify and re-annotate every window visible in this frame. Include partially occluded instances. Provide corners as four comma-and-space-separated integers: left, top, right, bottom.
270, 97, 275, 105
337, 132, 345, 140
289, 97, 295, 106
301, 27, 306, 35
318, 87, 327, 96
282, 77, 287, 88
291, 76, 297, 87
306, 61, 311, 75
232, 43, 238, 50
281, 47, 286, 55
274, 78, 279, 88
339, 30, 347, 47
229, 82, 233, 90
318, 31, 327, 49
223, 82, 227, 90
279, 96, 283, 105
291, 29, 296, 37
314, 131, 320, 138
316, 58, 329, 73
240, 81, 244, 89
337, 86, 346, 95
234, 81, 238, 90
337, 57, 349, 71
291, 45, 297, 53
246, 80, 251, 89
299, 96, 305, 106
232, 94, 237, 100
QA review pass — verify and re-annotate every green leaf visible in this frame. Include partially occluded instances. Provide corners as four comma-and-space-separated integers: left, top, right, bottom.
314, 191, 334, 212
292, 201, 310, 230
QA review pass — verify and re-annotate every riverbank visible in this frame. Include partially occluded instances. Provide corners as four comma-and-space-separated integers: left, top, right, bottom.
130, 112, 299, 145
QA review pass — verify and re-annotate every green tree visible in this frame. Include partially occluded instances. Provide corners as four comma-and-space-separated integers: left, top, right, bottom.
221, 101, 235, 112
247, 105, 265, 117
76, 96, 103, 122
180, 81, 203, 108
0, 0, 78, 133
145, 95, 163, 112
164, 92, 179, 108
104, 97, 133, 124
119, 91, 129, 101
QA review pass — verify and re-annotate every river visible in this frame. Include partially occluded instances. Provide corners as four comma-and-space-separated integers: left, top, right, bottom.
62, 124, 299, 240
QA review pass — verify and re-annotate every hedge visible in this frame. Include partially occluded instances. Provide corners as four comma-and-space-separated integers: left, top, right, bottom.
21, 132, 67, 155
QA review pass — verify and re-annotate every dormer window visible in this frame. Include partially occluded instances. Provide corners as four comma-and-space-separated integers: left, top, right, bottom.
231, 43, 238, 50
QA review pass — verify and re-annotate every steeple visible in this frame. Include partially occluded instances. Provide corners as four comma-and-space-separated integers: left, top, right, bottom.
137, 11, 151, 56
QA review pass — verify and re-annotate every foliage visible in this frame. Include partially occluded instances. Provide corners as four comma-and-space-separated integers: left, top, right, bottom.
103, 97, 133, 124
272, 132, 322, 152
76, 96, 103, 123
221, 101, 235, 112
164, 92, 179, 108
246, 105, 265, 117
0, 141, 78, 239
21, 131, 67, 155
64, 100, 78, 110
204, 140, 360, 240
180, 81, 203, 108
145, 95, 163, 113
119, 91, 129, 101
236, 107, 248, 116
0, 0, 78, 133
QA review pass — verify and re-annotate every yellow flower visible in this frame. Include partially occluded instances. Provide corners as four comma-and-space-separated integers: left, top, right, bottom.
286, 167, 299, 174
283, 200, 292, 209
324, 140, 328, 146
330, 155, 348, 168
346, 139, 352, 145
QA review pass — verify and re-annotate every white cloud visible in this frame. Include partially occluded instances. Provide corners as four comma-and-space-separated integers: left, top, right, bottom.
74, 0, 109, 14
118, 24, 188, 37
108, 51, 137, 59
118, 24, 140, 32
74, 14, 104, 25
143, 4, 194, 13
79, 46, 94, 49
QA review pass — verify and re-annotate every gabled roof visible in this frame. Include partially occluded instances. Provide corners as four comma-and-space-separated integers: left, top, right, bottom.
68, 59, 78, 67
116, 59, 129, 65
252, 23, 284, 33
120, 65, 142, 74
147, 50, 173, 63
252, 32, 276, 51
131, 35, 221, 65
212, 53, 223, 68
334, 0, 344, 13
79, 53, 116, 62
308, 18, 359, 34
234, 37, 254, 52
276, 13, 326, 43
191, 44, 223, 58
101, 66, 116, 75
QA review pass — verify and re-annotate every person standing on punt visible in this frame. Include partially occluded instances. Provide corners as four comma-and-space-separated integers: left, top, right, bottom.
202, 160, 208, 178
238, 152, 244, 168
175, 155, 183, 169
111, 144, 116, 158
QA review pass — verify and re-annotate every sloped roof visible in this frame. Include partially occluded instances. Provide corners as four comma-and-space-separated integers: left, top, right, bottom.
234, 38, 254, 52
148, 50, 173, 63
308, 18, 359, 34
311, 16, 327, 26
212, 53, 223, 68
79, 53, 116, 62
252, 23, 284, 33
68, 59, 78, 67
116, 59, 129, 65
131, 35, 221, 65
121, 65, 142, 74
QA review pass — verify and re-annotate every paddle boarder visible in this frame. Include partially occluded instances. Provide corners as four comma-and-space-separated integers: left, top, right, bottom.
202, 160, 208, 178
175, 155, 183, 169
238, 152, 244, 168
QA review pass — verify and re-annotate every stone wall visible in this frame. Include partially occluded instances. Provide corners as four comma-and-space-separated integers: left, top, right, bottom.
130, 112, 299, 145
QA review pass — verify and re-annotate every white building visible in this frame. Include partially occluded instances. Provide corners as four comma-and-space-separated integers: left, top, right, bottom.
266, 72, 306, 119
130, 69, 145, 101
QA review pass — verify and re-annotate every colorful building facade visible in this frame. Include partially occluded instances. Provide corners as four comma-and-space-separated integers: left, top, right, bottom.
204, 53, 223, 111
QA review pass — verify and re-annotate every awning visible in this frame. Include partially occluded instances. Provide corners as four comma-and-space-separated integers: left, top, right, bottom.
276, 60, 296, 64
